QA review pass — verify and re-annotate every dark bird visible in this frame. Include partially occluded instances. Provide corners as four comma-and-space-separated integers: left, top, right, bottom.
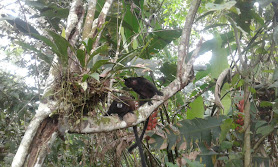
124, 77, 163, 156
124, 77, 163, 105
106, 96, 147, 167
106, 96, 135, 119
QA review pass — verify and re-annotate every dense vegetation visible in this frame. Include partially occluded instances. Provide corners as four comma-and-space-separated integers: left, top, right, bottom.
1, 0, 278, 166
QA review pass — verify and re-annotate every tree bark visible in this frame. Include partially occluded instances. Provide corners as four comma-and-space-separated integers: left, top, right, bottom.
243, 85, 251, 167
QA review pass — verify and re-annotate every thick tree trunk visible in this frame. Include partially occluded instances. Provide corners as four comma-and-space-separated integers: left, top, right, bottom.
26, 117, 59, 167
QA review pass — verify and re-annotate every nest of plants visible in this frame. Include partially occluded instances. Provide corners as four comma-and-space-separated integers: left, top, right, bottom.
52, 70, 110, 122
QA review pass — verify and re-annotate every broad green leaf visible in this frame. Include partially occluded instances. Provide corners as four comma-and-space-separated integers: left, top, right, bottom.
210, 34, 229, 79
149, 116, 226, 151
32, 34, 59, 54
221, 83, 231, 115
88, 44, 109, 64
179, 116, 226, 146
231, 73, 240, 87
82, 74, 90, 82
47, 31, 69, 56
260, 101, 272, 107
146, 29, 182, 56
123, 3, 139, 33
206, 1, 236, 11
1, 15, 39, 39
272, 67, 278, 81
255, 120, 268, 130
256, 125, 274, 135
220, 118, 233, 142
61, 28, 66, 38
90, 60, 111, 73
76, 49, 85, 68
149, 134, 166, 150
269, 81, 278, 88
90, 73, 100, 81
83, 37, 97, 54
132, 38, 138, 49
250, 10, 265, 26
165, 125, 178, 150
48, 31, 72, 65
227, 12, 250, 34
194, 65, 211, 83
187, 96, 205, 119
116, 50, 137, 64
220, 141, 233, 150
160, 62, 177, 84
120, 27, 128, 53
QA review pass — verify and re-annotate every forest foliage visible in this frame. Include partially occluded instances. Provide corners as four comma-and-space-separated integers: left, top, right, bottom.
0, 0, 278, 166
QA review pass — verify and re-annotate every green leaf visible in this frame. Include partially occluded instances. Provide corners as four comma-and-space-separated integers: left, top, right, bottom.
165, 125, 178, 150
82, 74, 90, 82
90, 73, 100, 81
221, 83, 231, 115
1, 15, 39, 38
76, 49, 85, 68
272, 67, 278, 81
47, 30, 70, 56
260, 101, 272, 108
194, 65, 211, 83
123, 3, 139, 33
256, 125, 274, 135
205, 1, 236, 11
210, 34, 229, 79
187, 96, 205, 119
32, 34, 59, 54
146, 29, 182, 56
90, 60, 111, 73
117, 51, 137, 63
269, 81, 278, 88
220, 141, 233, 150
160, 62, 177, 84
149, 134, 166, 150
83, 37, 97, 54
179, 116, 226, 146
220, 118, 233, 142
88, 44, 109, 64
255, 121, 268, 130
149, 116, 226, 152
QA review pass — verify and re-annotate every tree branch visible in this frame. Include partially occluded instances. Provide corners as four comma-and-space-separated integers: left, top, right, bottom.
177, 0, 201, 80
91, 0, 114, 49
82, 0, 97, 40
69, 38, 203, 133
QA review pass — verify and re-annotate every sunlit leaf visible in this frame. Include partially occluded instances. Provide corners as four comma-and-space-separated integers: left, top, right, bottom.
205, 1, 236, 11
187, 96, 205, 119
